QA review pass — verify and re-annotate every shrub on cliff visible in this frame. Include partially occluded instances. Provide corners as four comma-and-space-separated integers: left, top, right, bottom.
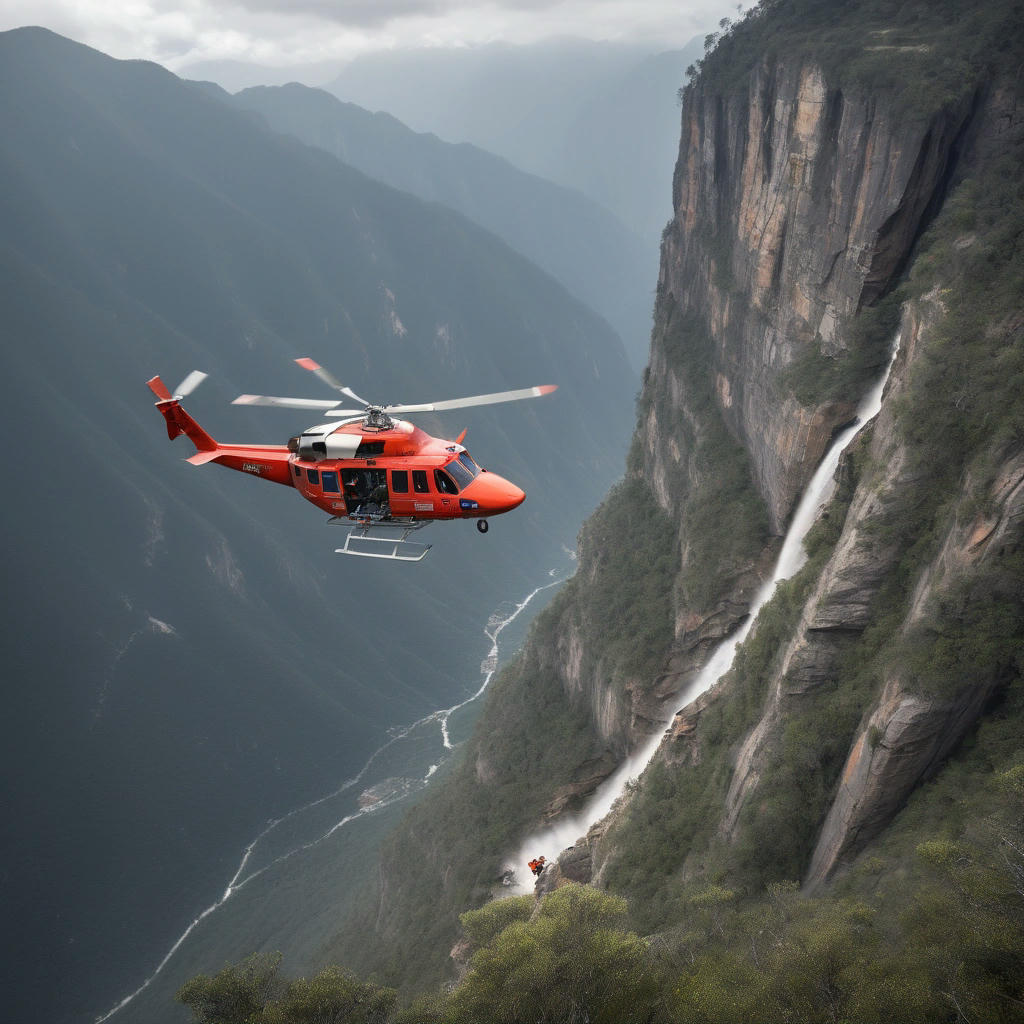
178, 955, 396, 1024
448, 884, 663, 1024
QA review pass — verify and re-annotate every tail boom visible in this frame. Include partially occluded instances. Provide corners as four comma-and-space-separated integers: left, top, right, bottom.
148, 375, 293, 486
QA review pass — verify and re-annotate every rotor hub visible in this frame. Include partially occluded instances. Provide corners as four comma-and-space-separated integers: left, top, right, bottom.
362, 406, 394, 431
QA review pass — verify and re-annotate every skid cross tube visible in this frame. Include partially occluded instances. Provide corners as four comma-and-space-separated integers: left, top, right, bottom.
329, 516, 432, 561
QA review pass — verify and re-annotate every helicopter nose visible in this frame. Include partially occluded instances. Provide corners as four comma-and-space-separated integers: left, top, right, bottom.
504, 483, 526, 510
473, 473, 525, 514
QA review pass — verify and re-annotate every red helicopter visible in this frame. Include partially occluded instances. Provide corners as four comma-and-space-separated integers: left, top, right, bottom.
147, 358, 556, 561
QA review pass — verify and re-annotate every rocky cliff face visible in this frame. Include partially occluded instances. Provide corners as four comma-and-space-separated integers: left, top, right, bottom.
614, 55, 976, 754
656, 63, 972, 533
479, 54, 978, 775
576, 63, 1024, 898
804, 443, 1024, 888
714, 81, 1024, 889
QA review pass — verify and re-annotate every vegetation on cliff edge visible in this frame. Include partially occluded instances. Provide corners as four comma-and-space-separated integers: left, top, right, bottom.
690, 0, 1023, 119
183, 754, 1024, 1023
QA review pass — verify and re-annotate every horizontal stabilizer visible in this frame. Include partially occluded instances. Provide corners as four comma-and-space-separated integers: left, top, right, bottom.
187, 450, 222, 465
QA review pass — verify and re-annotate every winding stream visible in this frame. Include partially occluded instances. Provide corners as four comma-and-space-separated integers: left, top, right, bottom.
96, 566, 569, 1022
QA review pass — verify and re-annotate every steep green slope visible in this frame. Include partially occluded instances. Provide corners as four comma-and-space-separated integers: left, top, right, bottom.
0, 27, 633, 1024
323, 477, 680, 992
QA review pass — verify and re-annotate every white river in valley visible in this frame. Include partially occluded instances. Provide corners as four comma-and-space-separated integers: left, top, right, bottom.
95, 565, 569, 1022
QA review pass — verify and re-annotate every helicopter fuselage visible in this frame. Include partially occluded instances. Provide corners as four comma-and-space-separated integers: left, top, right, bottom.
286, 418, 525, 522
149, 382, 526, 525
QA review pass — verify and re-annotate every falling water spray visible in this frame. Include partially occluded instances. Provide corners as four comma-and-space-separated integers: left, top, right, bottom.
507, 338, 900, 889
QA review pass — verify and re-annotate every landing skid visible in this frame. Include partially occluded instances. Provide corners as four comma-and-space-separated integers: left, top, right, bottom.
329, 514, 432, 562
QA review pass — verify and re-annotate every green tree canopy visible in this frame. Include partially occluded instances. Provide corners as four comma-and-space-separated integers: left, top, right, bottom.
449, 884, 662, 1024
178, 955, 396, 1024
177, 952, 284, 1024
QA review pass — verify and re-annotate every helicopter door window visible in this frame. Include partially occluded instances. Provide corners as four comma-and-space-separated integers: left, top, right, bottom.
343, 473, 362, 508
434, 469, 459, 494
391, 470, 409, 493
412, 470, 429, 493
321, 471, 339, 493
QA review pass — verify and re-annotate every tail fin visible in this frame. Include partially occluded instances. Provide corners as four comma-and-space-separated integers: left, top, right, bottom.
147, 375, 218, 453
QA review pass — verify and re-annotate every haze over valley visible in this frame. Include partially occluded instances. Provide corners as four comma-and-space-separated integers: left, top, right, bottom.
0, 24, 648, 1022
3, 0, 1023, 1021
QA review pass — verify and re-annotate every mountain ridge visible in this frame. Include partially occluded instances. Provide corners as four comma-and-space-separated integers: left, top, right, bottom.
228, 81, 654, 367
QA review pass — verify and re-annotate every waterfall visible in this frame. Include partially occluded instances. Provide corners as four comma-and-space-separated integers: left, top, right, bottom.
507, 339, 900, 889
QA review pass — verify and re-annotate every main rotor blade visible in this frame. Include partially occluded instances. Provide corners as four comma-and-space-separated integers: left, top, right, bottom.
174, 370, 208, 397
384, 384, 557, 415
295, 357, 369, 407
233, 394, 343, 411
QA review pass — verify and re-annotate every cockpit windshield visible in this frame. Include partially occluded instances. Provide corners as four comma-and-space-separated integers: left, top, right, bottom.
457, 452, 480, 478
445, 458, 474, 491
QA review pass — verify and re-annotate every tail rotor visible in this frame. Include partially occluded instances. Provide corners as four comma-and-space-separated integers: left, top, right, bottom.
173, 371, 208, 399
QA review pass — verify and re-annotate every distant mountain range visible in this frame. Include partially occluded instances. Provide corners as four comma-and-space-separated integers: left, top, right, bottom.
180, 38, 705, 266
0, 26, 632, 1024
225, 81, 653, 367
321, 38, 705, 245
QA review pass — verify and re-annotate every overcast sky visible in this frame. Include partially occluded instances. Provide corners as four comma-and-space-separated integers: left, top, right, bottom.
0, 0, 734, 73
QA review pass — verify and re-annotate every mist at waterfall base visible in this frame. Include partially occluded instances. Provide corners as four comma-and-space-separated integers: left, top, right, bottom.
507, 341, 900, 887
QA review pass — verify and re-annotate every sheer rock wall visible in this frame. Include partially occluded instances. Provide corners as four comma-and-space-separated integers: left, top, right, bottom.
654, 62, 971, 532
583, 65, 1016, 890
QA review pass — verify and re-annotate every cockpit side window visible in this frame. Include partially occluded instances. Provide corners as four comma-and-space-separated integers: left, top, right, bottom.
434, 469, 459, 494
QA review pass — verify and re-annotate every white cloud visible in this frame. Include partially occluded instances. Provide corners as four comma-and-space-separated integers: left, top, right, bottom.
0, 0, 732, 71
